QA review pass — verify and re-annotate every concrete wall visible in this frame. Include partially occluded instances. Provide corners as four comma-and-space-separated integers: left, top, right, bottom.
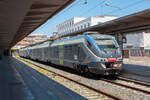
74, 17, 91, 31
91, 16, 117, 26
56, 15, 117, 36
56, 17, 85, 35
73, 17, 86, 23
125, 32, 144, 48
143, 30, 150, 47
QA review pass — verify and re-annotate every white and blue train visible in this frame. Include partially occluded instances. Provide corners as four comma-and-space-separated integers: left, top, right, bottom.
19, 32, 123, 75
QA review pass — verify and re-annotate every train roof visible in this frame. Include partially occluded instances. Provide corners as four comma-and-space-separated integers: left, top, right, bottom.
20, 40, 51, 50
20, 32, 116, 49
56, 33, 114, 42
51, 33, 115, 46
89, 34, 115, 40
30, 41, 50, 49
20, 39, 53, 49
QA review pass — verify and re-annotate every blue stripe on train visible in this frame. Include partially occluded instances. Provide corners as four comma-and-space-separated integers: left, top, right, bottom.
84, 35, 101, 52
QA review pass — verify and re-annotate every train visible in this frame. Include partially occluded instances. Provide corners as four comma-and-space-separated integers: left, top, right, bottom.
19, 32, 123, 75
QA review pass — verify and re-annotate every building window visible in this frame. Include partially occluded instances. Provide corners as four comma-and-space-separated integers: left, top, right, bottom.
81, 25, 83, 29
87, 23, 90, 27
84, 24, 86, 28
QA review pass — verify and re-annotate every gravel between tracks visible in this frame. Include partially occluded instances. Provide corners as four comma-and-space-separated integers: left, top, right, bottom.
17, 58, 150, 100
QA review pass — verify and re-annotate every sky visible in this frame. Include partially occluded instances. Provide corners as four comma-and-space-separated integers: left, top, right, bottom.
32, 0, 150, 37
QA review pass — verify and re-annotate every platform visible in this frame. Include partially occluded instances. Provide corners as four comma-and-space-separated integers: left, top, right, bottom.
0, 56, 26, 100
0, 56, 86, 100
122, 63, 150, 83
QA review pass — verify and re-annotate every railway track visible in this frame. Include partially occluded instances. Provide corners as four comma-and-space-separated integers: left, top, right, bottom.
100, 78, 150, 95
17, 57, 150, 99
17, 57, 121, 100
118, 77, 150, 87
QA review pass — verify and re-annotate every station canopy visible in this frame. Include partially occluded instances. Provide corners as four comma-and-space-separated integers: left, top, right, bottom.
0, 0, 74, 49
62, 8, 150, 37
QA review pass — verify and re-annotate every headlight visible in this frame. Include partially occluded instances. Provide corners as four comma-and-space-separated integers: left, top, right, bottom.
114, 64, 118, 67
113, 64, 122, 68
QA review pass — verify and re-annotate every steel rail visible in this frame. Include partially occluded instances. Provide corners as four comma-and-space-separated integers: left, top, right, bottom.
18, 58, 121, 100
101, 78, 150, 95
118, 76, 150, 87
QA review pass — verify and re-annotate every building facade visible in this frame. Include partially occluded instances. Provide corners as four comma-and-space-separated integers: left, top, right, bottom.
13, 34, 47, 49
124, 30, 150, 57
56, 17, 86, 35
56, 15, 117, 36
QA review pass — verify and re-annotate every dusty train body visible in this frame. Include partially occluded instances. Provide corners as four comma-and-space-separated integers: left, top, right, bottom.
19, 33, 123, 75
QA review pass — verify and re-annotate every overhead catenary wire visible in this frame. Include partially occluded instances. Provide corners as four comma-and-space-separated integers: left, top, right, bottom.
107, 0, 145, 14
35, 0, 85, 36
105, 0, 121, 10
79, 0, 106, 16
51, 0, 84, 20
37, 0, 148, 36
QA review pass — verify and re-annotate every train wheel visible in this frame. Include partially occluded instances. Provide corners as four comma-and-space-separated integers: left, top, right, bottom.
76, 65, 83, 73
78, 65, 89, 74
83, 66, 93, 77
73, 64, 77, 69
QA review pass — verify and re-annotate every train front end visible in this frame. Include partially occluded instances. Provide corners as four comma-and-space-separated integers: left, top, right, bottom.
87, 34, 123, 75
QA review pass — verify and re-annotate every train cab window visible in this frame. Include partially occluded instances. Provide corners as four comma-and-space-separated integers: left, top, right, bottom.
86, 39, 92, 47
95, 39, 117, 49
